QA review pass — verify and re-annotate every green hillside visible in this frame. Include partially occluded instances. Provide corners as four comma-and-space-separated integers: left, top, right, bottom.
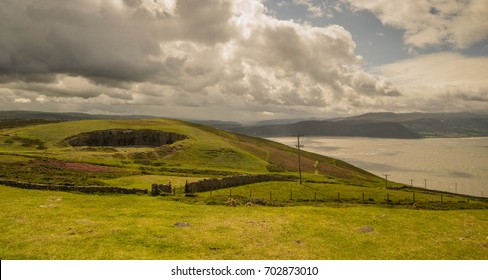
1, 118, 488, 260
0, 118, 380, 187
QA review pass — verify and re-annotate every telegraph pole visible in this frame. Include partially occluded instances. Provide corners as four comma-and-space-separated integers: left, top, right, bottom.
293, 134, 304, 184
424, 179, 427, 189
384, 174, 390, 188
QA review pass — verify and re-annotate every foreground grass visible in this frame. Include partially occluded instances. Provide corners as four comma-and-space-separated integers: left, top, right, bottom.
1, 186, 487, 260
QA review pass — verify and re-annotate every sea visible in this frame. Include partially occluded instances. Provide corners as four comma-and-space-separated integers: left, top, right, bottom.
268, 136, 488, 197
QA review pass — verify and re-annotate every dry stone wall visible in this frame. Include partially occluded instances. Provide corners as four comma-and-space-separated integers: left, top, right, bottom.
151, 183, 172, 196
185, 174, 291, 193
0, 179, 148, 194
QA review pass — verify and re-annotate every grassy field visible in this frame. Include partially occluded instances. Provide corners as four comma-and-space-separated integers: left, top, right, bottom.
1, 118, 487, 259
1, 186, 487, 259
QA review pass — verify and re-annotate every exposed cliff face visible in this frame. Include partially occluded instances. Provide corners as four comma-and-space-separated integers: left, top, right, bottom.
67, 129, 187, 147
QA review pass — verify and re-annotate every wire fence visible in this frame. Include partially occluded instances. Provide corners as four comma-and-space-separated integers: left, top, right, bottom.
199, 187, 488, 209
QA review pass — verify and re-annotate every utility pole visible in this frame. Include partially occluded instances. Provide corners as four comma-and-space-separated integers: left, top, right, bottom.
384, 174, 390, 188
410, 179, 414, 188
455, 182, 457, 194
424, 179, 427, 189
293, 134, 304, 184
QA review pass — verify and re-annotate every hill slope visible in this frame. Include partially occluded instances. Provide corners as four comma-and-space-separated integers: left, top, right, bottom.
0, 118, 380, 186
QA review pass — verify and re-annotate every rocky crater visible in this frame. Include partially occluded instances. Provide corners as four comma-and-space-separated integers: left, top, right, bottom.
67, 129, 187, 147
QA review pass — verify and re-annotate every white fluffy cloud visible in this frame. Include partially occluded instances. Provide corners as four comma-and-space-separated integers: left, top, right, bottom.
292, 0, 326, 18
342, 0, 488, 50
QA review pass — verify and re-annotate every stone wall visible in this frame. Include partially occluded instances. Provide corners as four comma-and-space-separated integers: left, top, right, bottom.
0, 179, 148, 194
185, 174, 291, 193
151, 183, 172, 196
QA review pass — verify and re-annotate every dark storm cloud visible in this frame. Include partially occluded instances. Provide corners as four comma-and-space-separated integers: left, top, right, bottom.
0, 0, 234, 87
123, 0, 143, 8
0, 0, 160, 84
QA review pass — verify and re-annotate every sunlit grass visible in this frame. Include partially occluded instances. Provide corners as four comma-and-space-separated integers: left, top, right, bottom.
1, 118, 487, 260
1, 186, 487, 260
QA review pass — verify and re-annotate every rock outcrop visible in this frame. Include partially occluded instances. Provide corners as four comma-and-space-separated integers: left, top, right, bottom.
67, 129, 187, 147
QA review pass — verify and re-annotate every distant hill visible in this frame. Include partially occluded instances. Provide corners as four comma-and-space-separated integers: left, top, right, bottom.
0, 110, 151, 120
0, 110, 157, 130
341, 112, 488, 137
3, 110, 487, 138
226, 112, 488, 138
229, 119, 421, 139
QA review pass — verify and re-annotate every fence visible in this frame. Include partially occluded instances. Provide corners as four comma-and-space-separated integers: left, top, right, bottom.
0, 179, 148, 195
203, 188, 485, 209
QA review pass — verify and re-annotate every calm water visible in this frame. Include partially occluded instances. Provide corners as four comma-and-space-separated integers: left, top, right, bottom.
269, 137, 488, 197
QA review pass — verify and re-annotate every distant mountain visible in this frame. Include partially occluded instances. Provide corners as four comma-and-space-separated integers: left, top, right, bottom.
229, 119, 421, 139
226, 112, 488, 138
0, 110, 161, 130
188, 120, 243, 130
340, 112, 488, 137
0, 110, 151, 120
252, 118, 316, 126
3, 110, 487, 138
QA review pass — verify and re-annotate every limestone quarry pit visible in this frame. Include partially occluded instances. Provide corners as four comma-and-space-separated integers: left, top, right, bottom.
67, 129, 187, 147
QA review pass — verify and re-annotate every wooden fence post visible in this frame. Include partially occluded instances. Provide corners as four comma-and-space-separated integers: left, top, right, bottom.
362, 192, 364, 203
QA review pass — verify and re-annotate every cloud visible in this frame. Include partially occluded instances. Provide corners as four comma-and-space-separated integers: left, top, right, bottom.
0, 0, 408, 120
374, 52, 488, 111
292, 0, 326, 18
375, 52, 488, 87
341, 0, 488, 50
0, 0, 234, 84
14, 98, 32, 104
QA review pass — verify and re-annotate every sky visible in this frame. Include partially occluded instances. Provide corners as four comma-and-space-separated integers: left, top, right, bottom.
0, 0, 487, 122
